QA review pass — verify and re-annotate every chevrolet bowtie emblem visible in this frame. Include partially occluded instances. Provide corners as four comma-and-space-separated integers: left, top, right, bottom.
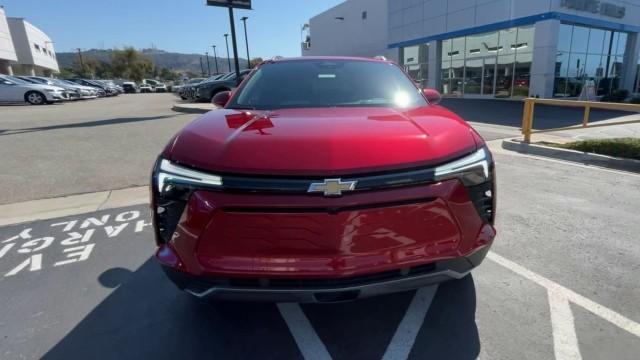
307, 178, 357, 197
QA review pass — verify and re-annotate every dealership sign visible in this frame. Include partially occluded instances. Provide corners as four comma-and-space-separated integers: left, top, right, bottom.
561, 0, 625, 18
206, 0, 251, 9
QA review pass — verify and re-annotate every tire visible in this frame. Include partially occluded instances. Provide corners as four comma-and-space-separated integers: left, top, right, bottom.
25, 91, 46, 105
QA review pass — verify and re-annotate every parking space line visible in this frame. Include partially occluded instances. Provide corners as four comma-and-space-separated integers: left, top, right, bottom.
487, 252, 640, 339
382, 285, 439, 360
548, 290, 582, 360
277, 303, 332, 360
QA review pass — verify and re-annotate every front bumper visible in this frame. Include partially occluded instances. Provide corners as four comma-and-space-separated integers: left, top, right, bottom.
160, 244, 491, 303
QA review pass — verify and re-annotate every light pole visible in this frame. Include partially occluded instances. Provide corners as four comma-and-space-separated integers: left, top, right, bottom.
212, 45, 219, 75
205, 51, 211, 76
224, 34, 231, 72
240, 16, 250, 69
76, 48, 85, 75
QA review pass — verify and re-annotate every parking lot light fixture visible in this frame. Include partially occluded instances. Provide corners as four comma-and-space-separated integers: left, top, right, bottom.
240, 16, 250, 69
212, 45, 220, 75
224, 34, 231, 72
205, 52, 211, 76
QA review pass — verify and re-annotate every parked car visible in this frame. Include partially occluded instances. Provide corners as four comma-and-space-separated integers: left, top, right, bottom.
66, 79, 116, 97
175, 77, 206, 100
52, 79, 99, 98
194, 69, 251, 102
0, 74, 68, 104
139, 83, 153, 93
16, 76, 89, 100
151, 57, 496, 302
96, 80, 123, 94
143, 79, 167, 93
122, 82, 138, 93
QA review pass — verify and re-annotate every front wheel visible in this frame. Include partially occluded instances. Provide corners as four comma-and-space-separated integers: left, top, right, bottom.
25, 91, 46, 105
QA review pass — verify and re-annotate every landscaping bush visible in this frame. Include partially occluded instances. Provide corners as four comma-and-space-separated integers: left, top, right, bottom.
557, 138, 640, 160
630, 96, 640, 104
600, 89, 629, 103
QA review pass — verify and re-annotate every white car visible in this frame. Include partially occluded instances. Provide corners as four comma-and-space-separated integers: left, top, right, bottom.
139, 83, 154, 93
143, 79, 167, 93
0, 75, 68, 105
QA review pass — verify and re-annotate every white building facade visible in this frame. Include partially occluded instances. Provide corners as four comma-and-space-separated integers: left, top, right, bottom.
8, 17, 59, 76
0, 7, 18, 75
305, 0, 640, 98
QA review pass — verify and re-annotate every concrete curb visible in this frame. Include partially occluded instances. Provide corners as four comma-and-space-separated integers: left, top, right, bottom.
501, 138, 640, 173
171, 103, 216, 114
0, 186, 149, 227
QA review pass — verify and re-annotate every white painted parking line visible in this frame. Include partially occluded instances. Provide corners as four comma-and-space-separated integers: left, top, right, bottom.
277, 303, 332, 360
488, 252, 640, 339
548, 290, 582, 360
382, 285, 439, 360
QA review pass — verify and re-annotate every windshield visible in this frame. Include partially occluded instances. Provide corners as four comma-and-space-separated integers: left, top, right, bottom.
228, 60, 427, 110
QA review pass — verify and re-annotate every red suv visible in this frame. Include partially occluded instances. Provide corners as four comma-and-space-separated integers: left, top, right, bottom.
151, 57, 496, 302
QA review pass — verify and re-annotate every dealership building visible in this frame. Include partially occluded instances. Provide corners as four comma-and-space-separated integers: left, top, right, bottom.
304, 0, 640, 99
0, 7, 58, 76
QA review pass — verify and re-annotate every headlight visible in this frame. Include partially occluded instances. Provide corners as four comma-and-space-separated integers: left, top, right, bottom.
434, 147, 491, 186
152, 158, 222, 244
156, 159, 222, 194
434, 147, 495, 224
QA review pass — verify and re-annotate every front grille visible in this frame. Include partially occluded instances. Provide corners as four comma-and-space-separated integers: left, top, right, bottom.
223, 197, 434, 214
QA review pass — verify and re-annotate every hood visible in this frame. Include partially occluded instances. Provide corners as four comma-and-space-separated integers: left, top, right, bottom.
166, 106, 477, 176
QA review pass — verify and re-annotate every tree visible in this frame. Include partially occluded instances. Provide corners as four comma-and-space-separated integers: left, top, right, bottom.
250, 57, 264, 68
111, 47, 155, 81
159, 67, 179, 81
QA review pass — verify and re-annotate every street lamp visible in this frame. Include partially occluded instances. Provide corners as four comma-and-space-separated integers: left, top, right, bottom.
212, 45, 219, 75
240, 16, 251, 69
205, 51, 211, 76
224, 34, 231, 72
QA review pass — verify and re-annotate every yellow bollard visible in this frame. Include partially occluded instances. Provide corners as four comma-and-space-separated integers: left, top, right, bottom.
583, 105, 591, 127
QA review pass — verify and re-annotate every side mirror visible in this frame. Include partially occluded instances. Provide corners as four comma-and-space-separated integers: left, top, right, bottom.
212, 91, 231, 107
423, 88, 442, 105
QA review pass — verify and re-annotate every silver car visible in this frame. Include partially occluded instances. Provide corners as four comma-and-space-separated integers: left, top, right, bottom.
0, 75, 68, 105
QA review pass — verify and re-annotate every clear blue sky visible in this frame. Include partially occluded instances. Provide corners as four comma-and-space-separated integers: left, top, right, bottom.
0, 0, 343, 57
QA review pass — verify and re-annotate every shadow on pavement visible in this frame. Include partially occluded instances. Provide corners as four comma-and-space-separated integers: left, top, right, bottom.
43, 258, 479, 360
441, 98, 630, 130
0, 115, 179, 136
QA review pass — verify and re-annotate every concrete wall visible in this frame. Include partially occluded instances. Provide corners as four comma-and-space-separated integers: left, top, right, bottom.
305, 0, 394, 61
0, 7, 17, 74
8, 17, 59, 75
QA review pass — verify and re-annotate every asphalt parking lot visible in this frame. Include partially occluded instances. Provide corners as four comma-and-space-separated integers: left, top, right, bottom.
0, 94, 199, 205
1, 143, 639, 360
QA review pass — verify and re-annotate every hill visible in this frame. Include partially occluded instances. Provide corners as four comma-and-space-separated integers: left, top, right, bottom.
56, 48, 248, 75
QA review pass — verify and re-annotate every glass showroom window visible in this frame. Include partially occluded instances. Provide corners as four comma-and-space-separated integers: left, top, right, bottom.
401, 44, 428, 88
554, 24, 628, 97
440, 25, 534, 98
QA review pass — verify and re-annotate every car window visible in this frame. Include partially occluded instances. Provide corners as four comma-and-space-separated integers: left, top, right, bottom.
7, 76, 31, 85
229, 60, 427, 110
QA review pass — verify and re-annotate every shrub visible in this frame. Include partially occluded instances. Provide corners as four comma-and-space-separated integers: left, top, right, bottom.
558, 138, 640, 160
601, 89, 629, 103
630, 97, 640, 104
